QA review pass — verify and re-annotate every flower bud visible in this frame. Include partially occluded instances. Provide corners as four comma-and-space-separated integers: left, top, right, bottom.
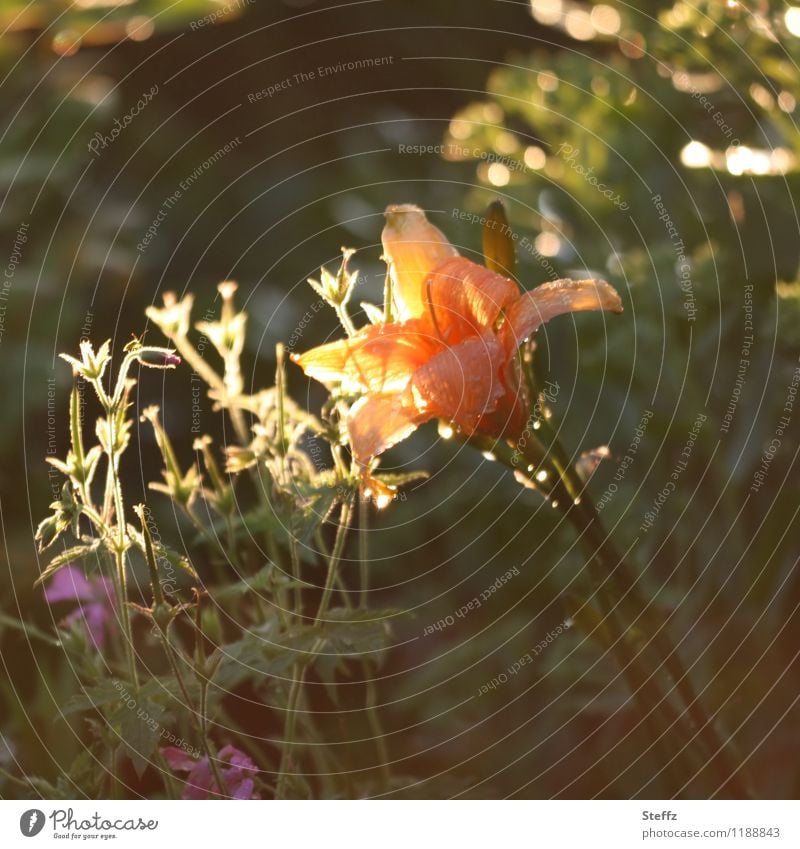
381, 204, 458, 320
136, 349, 181, 368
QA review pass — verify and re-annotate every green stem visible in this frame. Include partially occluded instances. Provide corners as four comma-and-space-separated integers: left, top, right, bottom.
358, 494, 390, 787
158, 627, 227, 796
479, 430, 751, 797
200, 677, 229, 798
515, 406, 752, 798
154, 748, 180, 799
274, 667, 305, 799
316, 496, 354, 625
572, 496, 753, 798
581, 544, 699, 793
113, 546, 139, 690
275, 495, 355, 798
548, 439, 746, 790
335, 304, 357, 338
168, 332, 250, 446
276, 343, 304, 619
359, 495, 369, 610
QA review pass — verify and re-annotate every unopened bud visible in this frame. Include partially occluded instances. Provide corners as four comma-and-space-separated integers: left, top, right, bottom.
136, 349, 181, 368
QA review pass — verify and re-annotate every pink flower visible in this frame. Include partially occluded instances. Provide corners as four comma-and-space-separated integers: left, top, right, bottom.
161, 745, 258, 800
44, 565, 115, 648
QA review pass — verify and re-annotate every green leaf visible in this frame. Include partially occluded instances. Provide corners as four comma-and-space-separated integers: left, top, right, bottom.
372, 470, 430, 488
213, 565, 274, 600
318, 607, 402, 657
60, 680, 129, 716
214, 501, 331, 564
115, 696, 166, 779
211, 626, 317, 692
140, 674, 201, 709
65, 744, 107, 796
34, 540, 102, 587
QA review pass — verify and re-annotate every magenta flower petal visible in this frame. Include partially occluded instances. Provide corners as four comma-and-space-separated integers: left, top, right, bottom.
231, 778, 255, 800
162, 745, 258, 799
183, 760, 213, 800
82, 602, 110, 648
44, 565, 94, 603
160, 746, 196, 772
62, 605, 107, 647
219, 744, 256, 771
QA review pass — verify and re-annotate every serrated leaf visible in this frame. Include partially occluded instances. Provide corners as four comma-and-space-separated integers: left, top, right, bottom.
212, 487, 340, 561
213, 565, 274, 601
25, 774, 71, 799
115, 696, 166, 779
211, 626, 318, 692
318, 607, 401, 658
34, 540, 102, 587
61, 680, 128, 716
140, 675, 200, 714
65, 744, 107, 796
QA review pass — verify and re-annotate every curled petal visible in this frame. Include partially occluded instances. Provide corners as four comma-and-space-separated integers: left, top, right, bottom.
423, 256, 520, 341
347, 394, 423, 465
502, 278, 623, 349
409, 332, 506, 434
161, 746, 196, 773
382, 204, 458, 320
291, 320, 441, 394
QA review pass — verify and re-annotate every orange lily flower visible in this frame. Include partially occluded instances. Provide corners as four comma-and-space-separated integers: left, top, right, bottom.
292, 204, 622, 501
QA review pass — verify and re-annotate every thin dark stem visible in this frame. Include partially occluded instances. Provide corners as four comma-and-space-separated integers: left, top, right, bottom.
570, 496, 753, 798
470, 430, 752, 798
525, 411, 753, 798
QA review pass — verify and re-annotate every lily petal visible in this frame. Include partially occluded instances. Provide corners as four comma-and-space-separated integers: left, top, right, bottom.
423, 256, 520, 341
382, 204, 458, 320
292, 320, 441, 394
347, 394, 424, 464
409, 332, 506, 434
476, 355, 529, 439
502, 278, 623, 348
